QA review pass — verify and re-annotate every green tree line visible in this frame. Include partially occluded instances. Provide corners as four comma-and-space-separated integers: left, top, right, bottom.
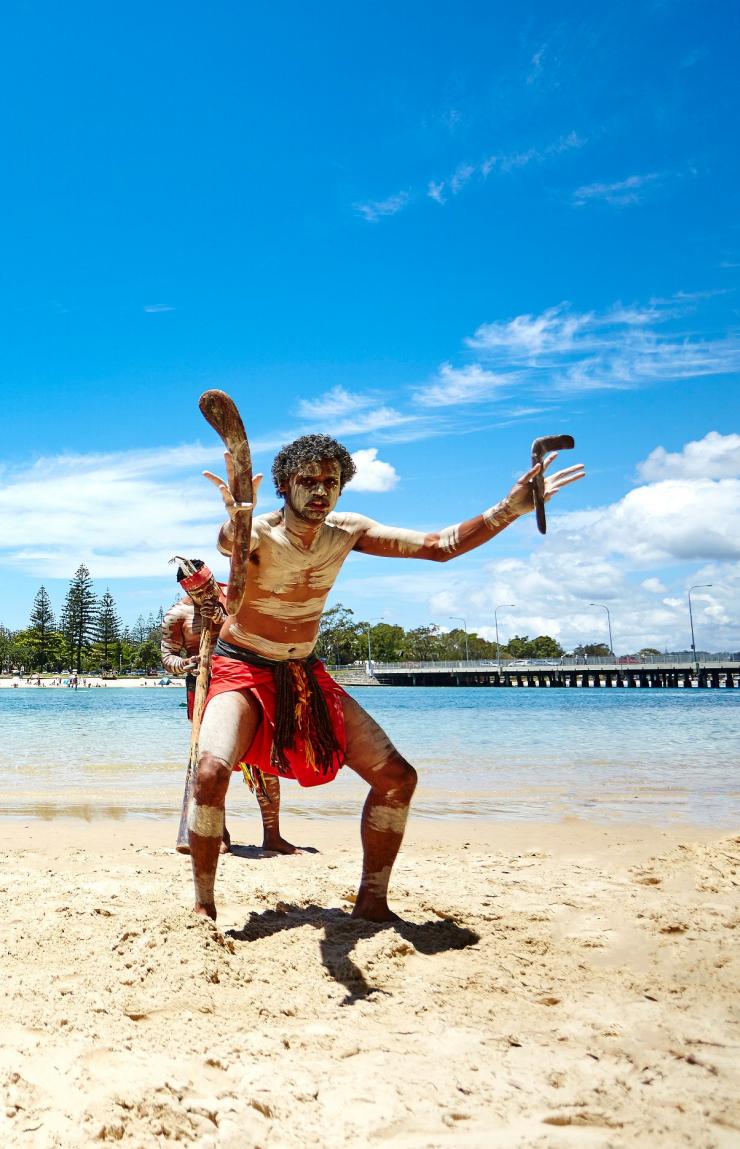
0, 565, 166, 675
312, 604, 627, 665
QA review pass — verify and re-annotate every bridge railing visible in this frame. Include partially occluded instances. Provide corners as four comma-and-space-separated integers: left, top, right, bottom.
366, 654, 739, 673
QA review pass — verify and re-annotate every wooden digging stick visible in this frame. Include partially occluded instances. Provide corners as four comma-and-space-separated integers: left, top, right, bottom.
198, 389, 254, 616
175, 616, 218, 851
530, 434, 575, 535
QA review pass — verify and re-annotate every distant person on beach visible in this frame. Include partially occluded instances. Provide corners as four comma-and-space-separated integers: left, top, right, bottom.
189, 434, 584, 922
161, 588, 297, 855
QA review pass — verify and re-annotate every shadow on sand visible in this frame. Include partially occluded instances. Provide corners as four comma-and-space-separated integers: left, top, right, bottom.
227, 904, 479, 1005
227, 844, 320, 860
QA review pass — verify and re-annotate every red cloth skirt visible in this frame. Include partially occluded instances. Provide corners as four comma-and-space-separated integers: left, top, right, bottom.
205, 654, 348, 787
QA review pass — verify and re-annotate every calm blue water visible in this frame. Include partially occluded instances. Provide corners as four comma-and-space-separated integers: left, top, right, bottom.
1, 686, 738, 826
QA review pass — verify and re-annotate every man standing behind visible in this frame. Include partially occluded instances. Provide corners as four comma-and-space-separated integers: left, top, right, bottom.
161, 582, 297, 855
186, 433, 584, 923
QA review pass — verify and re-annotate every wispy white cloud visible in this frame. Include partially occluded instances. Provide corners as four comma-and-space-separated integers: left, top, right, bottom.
462, 299, 740, 396
427, 180, 446, 204
527, 45, 547, 85
354, 191, 410, 223
328, 407, 418, 437
414, 363, 509, 407
0, 446, 229, 580
428, 130, 585, 207
143, 304, 175, 313
296, 385, 378, 420
293, 386, 424, 440
467, 305, 591, 358
449, 162, 476, 195
357, 130, 585, 222
572, 172, 661, 207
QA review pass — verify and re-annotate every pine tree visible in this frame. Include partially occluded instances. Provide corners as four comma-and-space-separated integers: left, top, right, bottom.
61, 564, 98, 671
94, 589, 122, 671
28, 586, 56, 670
132, 614, 148, 644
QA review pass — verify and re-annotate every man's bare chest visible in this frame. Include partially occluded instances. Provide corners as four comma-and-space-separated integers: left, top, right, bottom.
251, 528, 352, 597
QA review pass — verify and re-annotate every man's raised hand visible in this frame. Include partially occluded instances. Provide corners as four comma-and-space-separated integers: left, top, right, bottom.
203, 452, 263, 520
506, 452, 586, 518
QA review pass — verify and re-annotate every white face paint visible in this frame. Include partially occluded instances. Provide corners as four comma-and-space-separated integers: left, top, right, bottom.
282, 460, 342, 524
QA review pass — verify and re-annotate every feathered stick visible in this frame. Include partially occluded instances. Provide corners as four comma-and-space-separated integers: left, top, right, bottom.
171, 556, 225, 852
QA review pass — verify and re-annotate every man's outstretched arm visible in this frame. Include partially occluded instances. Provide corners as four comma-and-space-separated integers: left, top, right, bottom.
353, 454, 585, 562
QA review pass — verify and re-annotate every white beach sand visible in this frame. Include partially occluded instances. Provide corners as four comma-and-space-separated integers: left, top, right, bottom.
0, 816, 738, 1147
0, 677, 183, 689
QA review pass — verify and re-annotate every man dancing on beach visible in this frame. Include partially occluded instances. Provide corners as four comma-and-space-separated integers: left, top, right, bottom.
189, 434, 584, 922
162, 585, 297, 855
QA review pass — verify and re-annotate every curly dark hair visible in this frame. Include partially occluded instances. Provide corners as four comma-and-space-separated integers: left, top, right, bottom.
271, 434, 356, 495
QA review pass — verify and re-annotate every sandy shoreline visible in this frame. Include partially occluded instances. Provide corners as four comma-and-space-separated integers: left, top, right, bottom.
1, 817, 738, 1147
0, 677, 183, 689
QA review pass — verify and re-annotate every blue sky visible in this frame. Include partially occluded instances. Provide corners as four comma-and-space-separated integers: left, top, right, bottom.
1, 1, 739, 653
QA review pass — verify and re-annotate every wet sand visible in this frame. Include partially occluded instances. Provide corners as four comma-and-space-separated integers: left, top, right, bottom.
1, 817, 738, 1147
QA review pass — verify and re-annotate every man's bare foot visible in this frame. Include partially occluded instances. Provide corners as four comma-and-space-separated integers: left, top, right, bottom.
193, 903, 217, 921
175, 843, 191, 855
350, 895, 402, 923
219, 826, 231, 855
262, 834, 299, 855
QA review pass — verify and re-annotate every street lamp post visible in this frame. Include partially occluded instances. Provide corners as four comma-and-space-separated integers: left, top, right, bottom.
495, 603, 516, 672
588, 602, 614, 657
449, 615, 469, 661
688, 583, 712, 672
364, 617, 387, 675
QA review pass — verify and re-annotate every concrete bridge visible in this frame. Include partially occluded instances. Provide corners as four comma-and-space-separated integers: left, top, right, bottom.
356, 656, 740, 689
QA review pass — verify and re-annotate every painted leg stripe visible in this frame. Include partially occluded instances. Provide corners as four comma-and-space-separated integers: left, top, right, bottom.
188, 803, 225, 838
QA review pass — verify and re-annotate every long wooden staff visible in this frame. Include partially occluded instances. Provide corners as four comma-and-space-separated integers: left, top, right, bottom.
175, 391, 253, 850
199, 389, 254, 616
174, 561, 224, 851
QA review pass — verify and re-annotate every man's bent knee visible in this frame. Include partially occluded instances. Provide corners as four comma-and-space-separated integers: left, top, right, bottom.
194, 753, 232, 806
373, 755, 417, 801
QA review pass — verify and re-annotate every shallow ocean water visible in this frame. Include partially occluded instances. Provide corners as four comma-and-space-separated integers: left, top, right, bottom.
1, 685, 738, 825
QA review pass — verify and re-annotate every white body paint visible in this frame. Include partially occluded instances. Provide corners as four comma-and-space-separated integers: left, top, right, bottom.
482, 498, 515, 531
228, 626, 317, 660
218, 488, 525, 663
224, 510, 377, 660
365, 865, 393, 897
187, 803, 225, 838
367, 805, 409, 834
198, 690, 254, 765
